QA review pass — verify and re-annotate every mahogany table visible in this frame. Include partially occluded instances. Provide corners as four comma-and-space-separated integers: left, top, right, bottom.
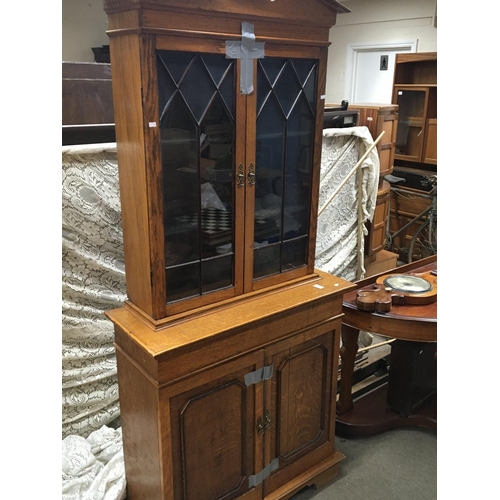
336, 255, 437, 436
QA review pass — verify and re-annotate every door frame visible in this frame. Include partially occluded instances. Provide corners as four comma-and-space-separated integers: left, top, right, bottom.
344, 41, 418, 103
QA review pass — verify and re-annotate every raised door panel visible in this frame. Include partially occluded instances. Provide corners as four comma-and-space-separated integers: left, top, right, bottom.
167, 352, 264, 500
263, 330, 337, 494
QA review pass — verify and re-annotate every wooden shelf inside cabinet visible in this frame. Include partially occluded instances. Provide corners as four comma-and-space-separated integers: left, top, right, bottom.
393, 84, 437, 88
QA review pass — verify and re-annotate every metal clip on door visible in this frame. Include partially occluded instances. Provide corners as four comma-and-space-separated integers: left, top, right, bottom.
256, 416, 265, 435
248, 163, 256, 185
237, 163, 245, 187
264, 410, 271, 430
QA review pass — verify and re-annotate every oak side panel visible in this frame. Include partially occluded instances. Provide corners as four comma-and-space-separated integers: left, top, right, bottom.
308, 46, 328, 274
141, 34, 168, 319
109, 34, 154, 316
115, 347, 163, 500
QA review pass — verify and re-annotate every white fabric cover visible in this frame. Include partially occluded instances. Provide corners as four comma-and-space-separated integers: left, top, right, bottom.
62, 143, 126, 438
315, 126, 380, 281
62, 426, 126, 500
62, 143, 127, 500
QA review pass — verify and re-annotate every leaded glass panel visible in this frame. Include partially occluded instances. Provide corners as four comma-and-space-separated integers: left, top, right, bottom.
254, 57, 317, 280
157, 51, 236, 303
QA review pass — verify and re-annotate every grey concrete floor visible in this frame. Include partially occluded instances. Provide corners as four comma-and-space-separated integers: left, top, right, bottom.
291, 428, 437, 500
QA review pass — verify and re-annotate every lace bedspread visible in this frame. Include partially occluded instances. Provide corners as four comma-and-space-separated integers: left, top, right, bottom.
62, 426, 126, 500
62, 143, 126, 499
315, 126, 380, 281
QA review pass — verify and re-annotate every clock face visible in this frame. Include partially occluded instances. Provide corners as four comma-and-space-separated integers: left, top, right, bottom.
383, 274, 433, 294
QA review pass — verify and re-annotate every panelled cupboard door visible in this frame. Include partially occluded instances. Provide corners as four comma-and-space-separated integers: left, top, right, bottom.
165, 351, 265, 500
152, 37, 325, 316
263, 330, 338, 494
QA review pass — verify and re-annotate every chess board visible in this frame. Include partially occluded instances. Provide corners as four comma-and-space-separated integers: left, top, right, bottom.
175, 208, 232, 247
171, 208, 279, 247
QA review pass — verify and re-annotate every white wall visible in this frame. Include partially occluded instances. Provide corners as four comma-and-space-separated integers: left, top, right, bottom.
62, 0, 108, 62
61, 0, 437, 97
326, 0, 437, 103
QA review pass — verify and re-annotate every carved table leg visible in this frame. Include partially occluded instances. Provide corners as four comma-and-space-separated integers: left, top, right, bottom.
336, 324, 360, 415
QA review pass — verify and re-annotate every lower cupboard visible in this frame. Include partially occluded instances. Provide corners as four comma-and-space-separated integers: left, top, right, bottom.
108, 270, 354, 500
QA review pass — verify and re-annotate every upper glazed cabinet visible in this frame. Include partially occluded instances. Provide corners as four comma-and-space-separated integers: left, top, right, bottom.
104, 0, 350, 320
392, 52, 437, 165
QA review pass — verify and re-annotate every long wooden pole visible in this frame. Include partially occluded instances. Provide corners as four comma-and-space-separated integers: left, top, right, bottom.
318, 130, 385, 217
320, 136, 357, 183
356, 158, 364, 279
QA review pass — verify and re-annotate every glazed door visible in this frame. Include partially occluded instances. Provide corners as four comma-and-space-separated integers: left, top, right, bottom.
166, 351, 265, 500
262, 329, 339, 495
393, 86, 429, 162
244, 52, 323, 293
156, 44, 247, 316
154, 40, 325, 315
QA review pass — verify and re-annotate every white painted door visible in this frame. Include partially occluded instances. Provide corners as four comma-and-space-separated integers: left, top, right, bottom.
345, 42, 416, 104
353, 50, 399, 103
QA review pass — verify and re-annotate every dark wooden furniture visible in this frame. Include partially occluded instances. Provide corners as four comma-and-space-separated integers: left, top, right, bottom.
388, 174, 433, 254
102, 1, 355, 499
336, 255, 437, 436
365, 179, 390, 256
389, 54, 437, 262
323, 103, 397, 257
62, 62, 116, 145
349, 103, 398, 183
387, 340, 437, 417
392, 52, 437, 167
348, 104, 398, 257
